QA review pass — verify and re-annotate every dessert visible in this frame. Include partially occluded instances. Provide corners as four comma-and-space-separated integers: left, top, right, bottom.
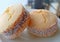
28, 9, 58, 37
0, 4, 30, 39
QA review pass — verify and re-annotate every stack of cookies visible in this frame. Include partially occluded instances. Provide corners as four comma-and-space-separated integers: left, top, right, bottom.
0, 4, 58, 39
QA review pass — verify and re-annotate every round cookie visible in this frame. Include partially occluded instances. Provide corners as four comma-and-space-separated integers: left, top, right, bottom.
0, 4, 30, 39
28, 9, 58, 37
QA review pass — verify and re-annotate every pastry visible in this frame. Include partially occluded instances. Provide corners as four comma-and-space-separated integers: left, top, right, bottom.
0, 4, 30, 39
28, 9, 58, 37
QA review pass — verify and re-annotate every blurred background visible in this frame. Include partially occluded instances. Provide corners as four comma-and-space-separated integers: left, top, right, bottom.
0, 0, 60, 18
26, 0, 60, 18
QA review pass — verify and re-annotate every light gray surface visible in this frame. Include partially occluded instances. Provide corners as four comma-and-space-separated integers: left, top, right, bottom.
0, 18, 60, 42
